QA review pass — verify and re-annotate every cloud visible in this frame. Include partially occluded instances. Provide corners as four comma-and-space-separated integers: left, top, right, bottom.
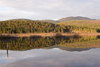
0, 0, 100, 20
2, 48, 100, 67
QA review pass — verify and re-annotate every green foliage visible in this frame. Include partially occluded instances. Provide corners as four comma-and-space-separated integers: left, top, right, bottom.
0, 20, 56, 33
58, 20, 100, 33
0, 20, 99, 33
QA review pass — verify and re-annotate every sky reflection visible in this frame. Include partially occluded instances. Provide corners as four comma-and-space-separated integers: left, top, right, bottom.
0, 48, 100, 67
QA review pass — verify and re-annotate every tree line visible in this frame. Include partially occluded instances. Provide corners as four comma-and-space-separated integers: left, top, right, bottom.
0, 20, 97, 33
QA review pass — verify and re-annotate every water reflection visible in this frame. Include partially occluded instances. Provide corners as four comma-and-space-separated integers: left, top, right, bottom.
0, 36, 100, 50
7, 43, 9, 57
0, 35, 100, 67
0, 48, 100, 67
57, 47, 91, 52
4, 46, 92, 59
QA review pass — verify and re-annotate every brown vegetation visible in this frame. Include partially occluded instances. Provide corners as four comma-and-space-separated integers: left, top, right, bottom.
0, 33, 100, 37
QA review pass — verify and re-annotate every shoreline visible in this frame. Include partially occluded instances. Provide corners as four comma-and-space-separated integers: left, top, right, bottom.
0, 33, 100, 37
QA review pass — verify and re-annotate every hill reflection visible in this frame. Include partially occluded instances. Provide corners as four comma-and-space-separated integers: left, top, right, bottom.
0, 35, 100, 50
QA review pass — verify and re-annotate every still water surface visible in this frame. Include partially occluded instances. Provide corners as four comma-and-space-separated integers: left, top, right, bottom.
0, 36, 100, 67
0, 48, 100, 67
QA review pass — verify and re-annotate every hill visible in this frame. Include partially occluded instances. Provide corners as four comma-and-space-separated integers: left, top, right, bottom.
58, 20, 100, 28
58, 20, 100, 33
41, 20, 60, 23
0, 18, 99, 34
58, 16, 95, 22
41, 16, 96, 23
0, 20, 70, 33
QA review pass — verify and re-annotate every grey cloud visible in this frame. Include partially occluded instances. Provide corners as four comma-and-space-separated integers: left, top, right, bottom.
0, 0, 100, 20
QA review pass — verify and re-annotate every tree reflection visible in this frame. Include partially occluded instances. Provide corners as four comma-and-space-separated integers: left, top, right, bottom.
0, 36, 100, 50
0, 35, 18, 57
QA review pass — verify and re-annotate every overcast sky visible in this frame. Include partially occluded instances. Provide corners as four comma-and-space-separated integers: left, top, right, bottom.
0, 0, 100, 21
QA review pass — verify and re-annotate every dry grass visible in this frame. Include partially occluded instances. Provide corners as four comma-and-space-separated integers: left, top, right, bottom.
0, 33, 100, 37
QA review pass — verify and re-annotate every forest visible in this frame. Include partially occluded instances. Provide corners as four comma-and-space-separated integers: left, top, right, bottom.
0, 20, 69, 33
0, 20, 99, 33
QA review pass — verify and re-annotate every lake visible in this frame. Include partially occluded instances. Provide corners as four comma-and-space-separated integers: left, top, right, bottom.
0, 36, 100, 67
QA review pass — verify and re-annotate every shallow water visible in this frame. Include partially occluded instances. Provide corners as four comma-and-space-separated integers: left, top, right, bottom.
0, 36, 100, 67
0, 48, 100, 67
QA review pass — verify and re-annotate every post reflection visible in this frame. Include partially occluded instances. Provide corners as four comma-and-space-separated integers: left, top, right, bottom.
7, 43, 9, 57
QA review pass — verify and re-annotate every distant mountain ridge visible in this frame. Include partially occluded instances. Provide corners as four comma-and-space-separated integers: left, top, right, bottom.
41, 16, 96, 23
4, 16, 97, 23
41, 20, 59, 23
58, 16, 96, 22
